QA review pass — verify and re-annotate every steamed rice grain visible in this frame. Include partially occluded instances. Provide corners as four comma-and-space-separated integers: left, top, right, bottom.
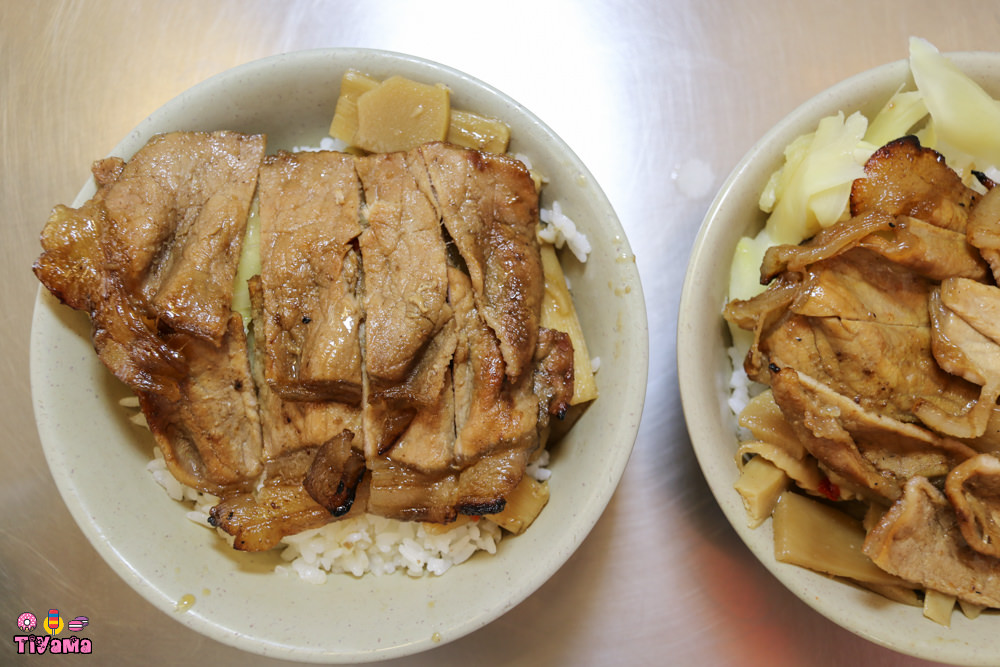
147, 447, 507, 583
539, 200, 592, 262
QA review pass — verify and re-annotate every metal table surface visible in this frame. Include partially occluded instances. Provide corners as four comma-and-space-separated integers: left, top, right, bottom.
3, 2, 995, 665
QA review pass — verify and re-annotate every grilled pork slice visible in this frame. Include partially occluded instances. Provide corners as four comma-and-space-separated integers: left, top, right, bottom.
302, 431, 367, 517
850, 135, 978, 233
922, 280, 1000, 438
864, 476, 1000, 608
366, 268, 573, 523
355, 149, 452, 457
209, 478, 337, 552
533, 327, 576, 424
418, 142, 543, 382
257, 150, 364, 404
247, 276, 362, 462
760, 210, 988, 285
246, 276, 365, 517
362, 319, 458, 460
33, 134, 267, 494
99, 131, 266, 344
450, 267, 540, 464
740, 248, 981, 425
139, 315, 264, 492
355, 149, 451, 385
770, 368, 975, 501
34, 200, 186, 399
367, 459, 460, 524
945, 454, 1000, 558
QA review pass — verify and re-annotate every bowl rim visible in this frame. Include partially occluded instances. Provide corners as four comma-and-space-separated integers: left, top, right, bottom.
678, 49, 1000, 665
29, 46, 649, 662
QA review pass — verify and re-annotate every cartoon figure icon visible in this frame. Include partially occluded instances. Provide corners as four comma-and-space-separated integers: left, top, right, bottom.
43, 609, 64, 636
68, 616, 89, 632
17, 612, 37, 633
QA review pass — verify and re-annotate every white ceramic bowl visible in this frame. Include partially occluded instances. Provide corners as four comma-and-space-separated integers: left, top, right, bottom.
30, 48, 648, 663
679, 51, 1000, 666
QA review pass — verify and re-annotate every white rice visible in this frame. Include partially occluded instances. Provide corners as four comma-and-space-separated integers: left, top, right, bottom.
144, 445, 517, 582
274, 514, 502, 583
538, 200, 592, 263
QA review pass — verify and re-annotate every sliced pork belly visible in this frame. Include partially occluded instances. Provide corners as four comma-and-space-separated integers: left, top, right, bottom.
99, 131, 266, 343
864, 476, 1000, 608
850, 135, 978, 233
450, 267, 540, 464
34, 200, 186, 398
747, 249, 981, 424
760, 210, 988, 285
760, 210, 896, 282
783, 248, 931, 325
139, 314, 264, 493
34, 135, 267, 494
355, 149, 453, 458
418, 142, 543, 382
945, 454, 1000, 558
858, 216, 990, 283
967, 186, 1000, 281
923, 282, 1000, 438
355, 149, 450, 386
257, 150, 364, 404
770, 368, 974, 501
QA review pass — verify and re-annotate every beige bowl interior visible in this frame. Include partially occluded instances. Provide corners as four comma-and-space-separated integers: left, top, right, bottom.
30, 48, 648, 663
679, 51, 1000, 666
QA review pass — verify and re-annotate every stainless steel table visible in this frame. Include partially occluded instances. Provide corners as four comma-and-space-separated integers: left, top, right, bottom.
4, 1, 991, 664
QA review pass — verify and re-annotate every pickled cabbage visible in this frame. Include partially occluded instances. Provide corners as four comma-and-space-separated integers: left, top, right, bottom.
864, 88, 928, 148
909, 36, 1000, 177
728, 37, 1000, 305
728, 112, 872, 303
231, 198, 261, 327
760, 111, 873, 246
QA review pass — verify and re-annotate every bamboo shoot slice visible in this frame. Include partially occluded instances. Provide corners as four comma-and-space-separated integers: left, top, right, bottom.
734, 455, 789, 527
487, 476, 550, 534
447, 109, 510, 153
773, 492, 911, 588
540, 243, 597, 404
355, 76, 450, 153
923, 589, 956, 626
329, 69, 380, 145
